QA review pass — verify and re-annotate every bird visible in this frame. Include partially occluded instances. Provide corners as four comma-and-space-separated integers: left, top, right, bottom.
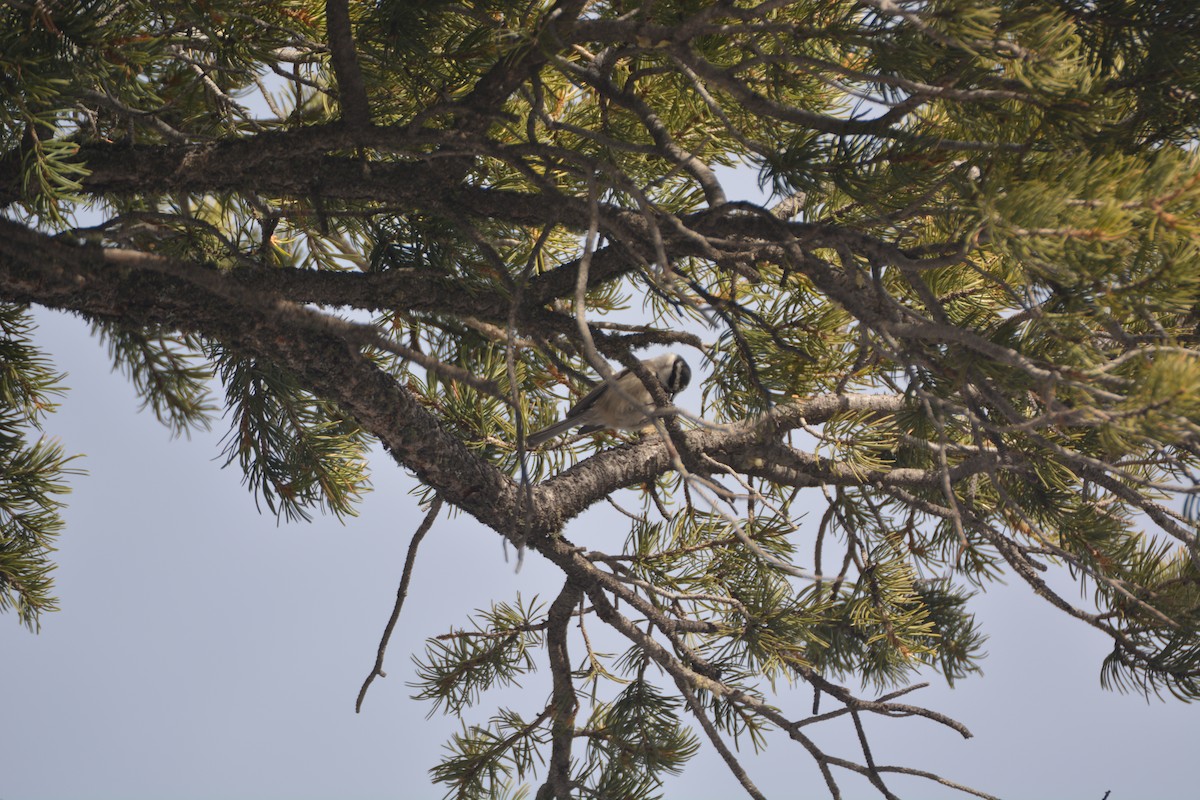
526, 353, 691, 447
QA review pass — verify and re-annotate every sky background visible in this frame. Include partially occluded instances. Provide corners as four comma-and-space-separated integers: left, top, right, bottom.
1, 307, 1194, 800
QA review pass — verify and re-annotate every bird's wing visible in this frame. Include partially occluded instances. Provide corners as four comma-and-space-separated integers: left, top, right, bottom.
563, 366, 630, 420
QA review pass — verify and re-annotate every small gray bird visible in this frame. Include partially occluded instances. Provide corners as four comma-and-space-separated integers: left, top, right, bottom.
527, 353, 691, 447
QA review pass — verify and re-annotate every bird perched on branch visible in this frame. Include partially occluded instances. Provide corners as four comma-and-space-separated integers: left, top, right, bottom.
527, 353, 691, 447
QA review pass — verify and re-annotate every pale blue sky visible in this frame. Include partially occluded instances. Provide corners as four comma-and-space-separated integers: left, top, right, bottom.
1, 308, 1193, 800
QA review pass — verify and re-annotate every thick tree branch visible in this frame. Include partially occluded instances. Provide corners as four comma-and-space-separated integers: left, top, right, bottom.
0, 220, 922, 543
324, 0, 371, 130
534, 393, 910, 528
0, 219, 525, 539
537, 579, 582, 800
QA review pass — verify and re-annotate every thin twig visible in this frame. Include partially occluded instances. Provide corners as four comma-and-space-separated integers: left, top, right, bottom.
675, 677, 769, 800
355, 496, 443, 713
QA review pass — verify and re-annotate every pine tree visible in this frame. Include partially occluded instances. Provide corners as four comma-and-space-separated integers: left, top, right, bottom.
2, 2, 1199, 797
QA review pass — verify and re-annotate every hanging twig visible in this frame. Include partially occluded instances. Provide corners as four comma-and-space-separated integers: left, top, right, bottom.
355, 495, 444, 713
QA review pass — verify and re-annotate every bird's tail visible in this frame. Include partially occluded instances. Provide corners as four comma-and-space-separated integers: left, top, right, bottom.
526, 418, 577, 447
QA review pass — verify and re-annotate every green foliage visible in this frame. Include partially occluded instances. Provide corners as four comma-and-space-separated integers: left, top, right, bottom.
214, 348, 370, 522
415, 597, 551, 798
576, 680, 700, 799
0, 304, 77, 630
430, 708, 549, 800
94, 322, 215, 437
412, 596, 546, 716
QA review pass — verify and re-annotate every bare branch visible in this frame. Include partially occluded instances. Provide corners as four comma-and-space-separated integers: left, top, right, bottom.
356, 496, 443, 713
